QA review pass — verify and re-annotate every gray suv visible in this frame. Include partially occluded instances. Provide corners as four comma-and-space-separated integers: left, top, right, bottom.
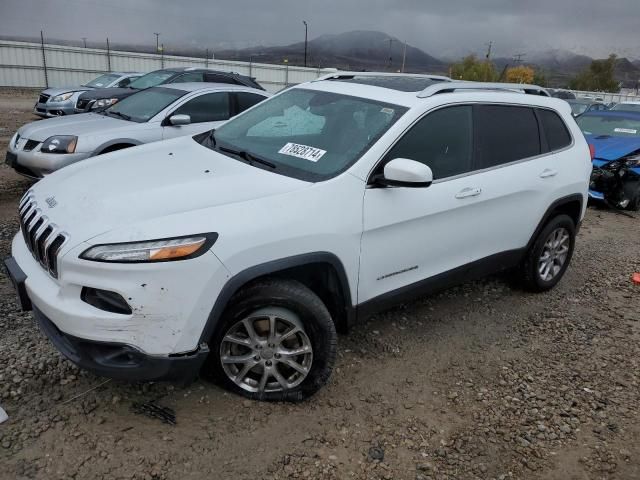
34, 72, 142, 118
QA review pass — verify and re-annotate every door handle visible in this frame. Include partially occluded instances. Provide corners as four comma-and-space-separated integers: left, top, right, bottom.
455, 187, 482, 199
539, 169, 558, 178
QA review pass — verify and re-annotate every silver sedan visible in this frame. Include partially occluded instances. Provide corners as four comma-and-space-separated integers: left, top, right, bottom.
34, 72, 143, 118
8, 83, 269, 178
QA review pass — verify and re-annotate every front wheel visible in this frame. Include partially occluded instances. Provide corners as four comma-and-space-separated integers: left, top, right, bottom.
517, 214, 576, 292
204, 279, 337, 402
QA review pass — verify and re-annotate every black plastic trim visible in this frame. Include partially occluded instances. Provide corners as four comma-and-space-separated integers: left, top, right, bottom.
357, 249, 525, 319
33, 306, 208, 382
79, 232, 218, 264
81, 287, 133, 315
198, 252, 355, 344
3, 257, 32, 311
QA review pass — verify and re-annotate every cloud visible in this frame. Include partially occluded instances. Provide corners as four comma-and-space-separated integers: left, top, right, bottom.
1, 0, 638, 59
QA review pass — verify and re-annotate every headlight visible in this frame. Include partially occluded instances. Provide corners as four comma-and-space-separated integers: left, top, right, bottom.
91, 98, 119, 110
51, 92, 74, 102
80, 234, 218, 263
41, 135, 78, 154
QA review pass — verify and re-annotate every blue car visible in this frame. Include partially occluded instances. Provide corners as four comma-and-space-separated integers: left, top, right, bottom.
575, 111, 640, 211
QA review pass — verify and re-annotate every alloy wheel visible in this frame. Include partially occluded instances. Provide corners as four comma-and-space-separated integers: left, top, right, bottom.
538, 227, 570, 282
219, 307, 313, 394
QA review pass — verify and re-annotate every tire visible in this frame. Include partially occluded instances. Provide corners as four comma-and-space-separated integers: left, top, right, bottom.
204, 279, 337, 402
623, 183, 640, 212
517, 214, 576, 292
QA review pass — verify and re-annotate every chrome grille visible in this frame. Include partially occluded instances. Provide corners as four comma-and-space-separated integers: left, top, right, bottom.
23, 139, 39, 151
18, 194, 68, 278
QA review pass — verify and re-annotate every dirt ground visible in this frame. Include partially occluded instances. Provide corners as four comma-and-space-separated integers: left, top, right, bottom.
0, 88, 638, 480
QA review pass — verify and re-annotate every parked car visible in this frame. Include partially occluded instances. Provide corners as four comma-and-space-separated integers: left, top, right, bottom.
5, 74, 591, 402
6, 83, 268, 178
549, 89, 576, 100
609, 101, 640, 113
34, 72, 143, 118
74, 67, 264, 113
576, 111, 640, 210
566, 99, 608, 117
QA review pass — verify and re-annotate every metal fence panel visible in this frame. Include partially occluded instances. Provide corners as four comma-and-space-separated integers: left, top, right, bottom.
0, 40, 336, 92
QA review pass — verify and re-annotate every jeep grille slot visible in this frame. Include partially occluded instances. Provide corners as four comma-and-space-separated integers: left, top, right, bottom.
18, 197, 68, 279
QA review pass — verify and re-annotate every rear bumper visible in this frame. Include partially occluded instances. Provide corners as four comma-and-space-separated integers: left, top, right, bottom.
33, 305, 209, 381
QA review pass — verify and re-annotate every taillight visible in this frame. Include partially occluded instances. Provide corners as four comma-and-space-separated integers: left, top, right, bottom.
588, 144, 596, 161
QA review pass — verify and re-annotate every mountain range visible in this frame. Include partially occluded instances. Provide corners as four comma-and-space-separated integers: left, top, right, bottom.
218, 31, 640, 88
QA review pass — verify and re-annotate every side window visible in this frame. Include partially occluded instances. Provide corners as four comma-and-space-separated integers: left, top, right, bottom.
116, 78, 131, 88
171, 72, 204, 83
537, 109, 572, 152
235, 92, 266, 115
172, 92, 230, 123
475, 105, 540, 168
383, 105, 473, 180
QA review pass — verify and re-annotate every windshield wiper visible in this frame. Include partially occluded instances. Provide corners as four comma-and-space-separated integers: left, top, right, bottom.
107, 110, 131, 121
218, 145, 276, 169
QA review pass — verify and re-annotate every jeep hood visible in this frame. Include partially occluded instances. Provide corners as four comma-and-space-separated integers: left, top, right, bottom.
29, 136, 309, 243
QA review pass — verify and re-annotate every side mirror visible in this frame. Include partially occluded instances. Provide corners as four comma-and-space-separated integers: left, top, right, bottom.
169, 114, 191, 126
374, 158, 433, 188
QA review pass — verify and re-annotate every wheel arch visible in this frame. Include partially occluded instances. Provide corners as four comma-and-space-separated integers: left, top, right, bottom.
94, 139, 141, 155
527, 194, 583, 251
199, 252, 355, 346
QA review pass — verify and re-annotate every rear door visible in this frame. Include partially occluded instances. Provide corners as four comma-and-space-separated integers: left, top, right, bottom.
232, 91, 268, 117
162, 92, 231, 139
461, 104, 563, 263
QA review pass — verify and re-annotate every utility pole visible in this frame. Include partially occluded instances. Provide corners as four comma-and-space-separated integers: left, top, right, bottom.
388, 38, 394, 70
82, 37, 87, 48
40, 30, 48, 88
106, 37, 111, 72
205, 48, 209, 69
513, 53, 526, 64
401, 41, 407, 73
485, 41, 493, 60
160, 43, 164, 68
153, 32, 160, 52
302, 20, 308, 67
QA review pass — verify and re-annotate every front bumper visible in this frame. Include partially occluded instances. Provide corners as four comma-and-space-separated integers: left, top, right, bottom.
33, 305, 209, 381
34, 99, 77, 118
588, 189, 605, 200
4, 250, 215, 381
5, 144, 90, 178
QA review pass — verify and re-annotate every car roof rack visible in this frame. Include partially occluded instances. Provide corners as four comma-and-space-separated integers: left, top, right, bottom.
417, 81, 550, 98
313, 71, 451, 82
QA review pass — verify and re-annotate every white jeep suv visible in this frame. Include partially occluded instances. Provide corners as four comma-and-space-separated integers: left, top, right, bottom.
5, 73, 591, 401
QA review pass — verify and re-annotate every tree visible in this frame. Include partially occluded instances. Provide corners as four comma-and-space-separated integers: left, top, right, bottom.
569, 54, 620, 92
505, 66, 535, 84
450, 55, 497, 82
532, 70, 548, 87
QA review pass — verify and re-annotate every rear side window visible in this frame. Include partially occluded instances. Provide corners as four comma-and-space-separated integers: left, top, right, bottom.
476, 105, 541, 168
235, 92, 265, 115
537, 109, 572, 151
383, 105, 473, 180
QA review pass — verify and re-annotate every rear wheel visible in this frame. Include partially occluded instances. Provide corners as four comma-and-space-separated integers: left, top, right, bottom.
205, 279, 337, 402
517, 214, 576, 292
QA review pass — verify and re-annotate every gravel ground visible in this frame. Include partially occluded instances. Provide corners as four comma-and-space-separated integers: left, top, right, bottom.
0, 88, 639, 480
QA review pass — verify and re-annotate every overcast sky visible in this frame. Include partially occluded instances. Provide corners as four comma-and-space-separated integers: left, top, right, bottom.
1, 0, 638, 59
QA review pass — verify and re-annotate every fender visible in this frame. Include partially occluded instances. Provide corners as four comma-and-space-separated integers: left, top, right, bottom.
92, 139, 143, 156
198, 252, 355, 345
525, 193, 584, 251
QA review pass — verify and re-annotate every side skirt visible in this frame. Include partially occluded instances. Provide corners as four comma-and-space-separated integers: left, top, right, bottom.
355, 249, 524, 321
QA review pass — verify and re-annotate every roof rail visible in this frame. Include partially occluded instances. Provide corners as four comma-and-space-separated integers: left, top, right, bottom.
417, 81, 550, 98
313, 71, 451, 82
